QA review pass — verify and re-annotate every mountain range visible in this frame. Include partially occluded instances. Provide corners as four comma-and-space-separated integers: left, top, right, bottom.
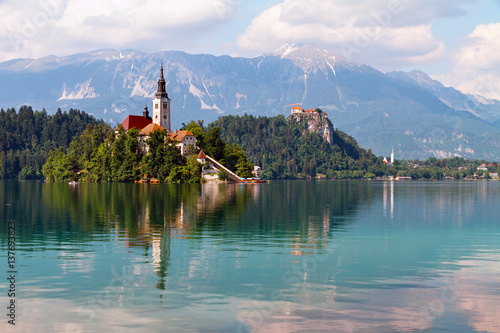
1, 43, 499, 160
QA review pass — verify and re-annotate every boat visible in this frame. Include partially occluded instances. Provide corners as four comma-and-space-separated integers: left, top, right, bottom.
236, 177, 268, 184
135, 174, 150, 183
68, 181, 79, 185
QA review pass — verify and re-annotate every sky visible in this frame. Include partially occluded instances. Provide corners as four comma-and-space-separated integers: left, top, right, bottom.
0, 0, 499, 99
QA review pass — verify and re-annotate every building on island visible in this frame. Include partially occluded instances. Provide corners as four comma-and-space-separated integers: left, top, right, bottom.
138, 122, 165, 153
169, 130, 197, 155
115, 64, 196, 156
116, 105, 152, 132
152, 64, 171, 132
197, 150, 207, 164
114, 64, 263, 183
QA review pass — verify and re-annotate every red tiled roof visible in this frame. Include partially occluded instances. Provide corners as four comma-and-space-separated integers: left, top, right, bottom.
197, 150, 206, 159
139, 123, 164, 136
169, 130, 194, 142
116, 115, 152, 131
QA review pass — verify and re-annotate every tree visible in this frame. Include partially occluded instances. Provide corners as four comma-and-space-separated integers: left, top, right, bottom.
141, 130, 182, 182
364, 172, 376, 179
204, 126, 225, 161
217, 169, 229, 181
42, 147, 74, 182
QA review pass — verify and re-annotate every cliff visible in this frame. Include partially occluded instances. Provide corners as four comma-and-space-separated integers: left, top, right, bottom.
288, 111, 334, 145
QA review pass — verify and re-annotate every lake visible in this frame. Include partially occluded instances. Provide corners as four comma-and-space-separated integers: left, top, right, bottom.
1, 180, 500, 332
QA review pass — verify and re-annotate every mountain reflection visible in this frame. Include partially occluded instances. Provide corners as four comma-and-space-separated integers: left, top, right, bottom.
2, 181, 500, 332
1, 181, 373, 287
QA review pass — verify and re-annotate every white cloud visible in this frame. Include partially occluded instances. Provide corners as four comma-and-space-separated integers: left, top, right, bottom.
236, 0, 478, 69
435, 23, 500, 100
0, 0, 238, 61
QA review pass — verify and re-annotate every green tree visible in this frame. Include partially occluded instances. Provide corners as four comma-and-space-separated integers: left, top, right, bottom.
42, 147, 74, 182
141, 130, 182, 181
204, 126, 225, 161
217, 169, 229, 181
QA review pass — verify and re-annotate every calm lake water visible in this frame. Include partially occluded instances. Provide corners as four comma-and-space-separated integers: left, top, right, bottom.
1, 180, 500, 333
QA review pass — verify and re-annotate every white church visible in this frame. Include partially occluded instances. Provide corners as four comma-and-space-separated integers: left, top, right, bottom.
116, 64, 197, 155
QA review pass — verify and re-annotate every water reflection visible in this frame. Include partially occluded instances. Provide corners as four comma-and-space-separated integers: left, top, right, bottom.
1, 180, 500, 332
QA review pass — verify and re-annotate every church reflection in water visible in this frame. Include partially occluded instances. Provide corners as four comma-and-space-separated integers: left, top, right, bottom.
37, 181, 372, 292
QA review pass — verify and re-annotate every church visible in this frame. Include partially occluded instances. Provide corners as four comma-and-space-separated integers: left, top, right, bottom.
116, 64, 197, 155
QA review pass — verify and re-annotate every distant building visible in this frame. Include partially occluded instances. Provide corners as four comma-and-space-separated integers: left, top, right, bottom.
383, 148, 394, 166
253, 166, 262, 178
288, 104, 327, 116
477, 164, 488, 171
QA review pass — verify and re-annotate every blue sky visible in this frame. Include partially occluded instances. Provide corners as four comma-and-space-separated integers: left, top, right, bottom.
0, 0, 499, 98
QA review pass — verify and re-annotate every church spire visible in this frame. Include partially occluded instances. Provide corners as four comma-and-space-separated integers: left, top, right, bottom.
155, 63, 169, 99
152, 63, 171, 132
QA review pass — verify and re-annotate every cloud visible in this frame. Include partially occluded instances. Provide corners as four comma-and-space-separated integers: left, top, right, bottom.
435, 23, 500, 100
0, 0, 238, 61
236, 0, 478, 69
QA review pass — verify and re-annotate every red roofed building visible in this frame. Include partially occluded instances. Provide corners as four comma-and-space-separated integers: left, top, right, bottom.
197, 150, 207, 164
114, 65, 200, 156
169, 130, 197, 155
139, 123, 164, 136
115, 105, 152, 132
138, 123, 165, 153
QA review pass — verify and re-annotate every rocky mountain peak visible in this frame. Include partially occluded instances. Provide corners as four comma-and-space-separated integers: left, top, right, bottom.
267, 43, 352, 72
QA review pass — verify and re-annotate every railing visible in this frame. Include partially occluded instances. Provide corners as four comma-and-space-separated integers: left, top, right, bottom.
204, 155, 240, 181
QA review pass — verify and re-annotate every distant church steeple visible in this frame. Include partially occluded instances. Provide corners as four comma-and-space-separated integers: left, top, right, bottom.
152, 63, 171, 132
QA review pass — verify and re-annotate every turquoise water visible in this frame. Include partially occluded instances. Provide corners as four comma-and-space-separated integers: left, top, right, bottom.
1, 180, 500, 332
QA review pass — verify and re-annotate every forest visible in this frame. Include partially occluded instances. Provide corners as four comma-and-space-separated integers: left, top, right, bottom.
2, 107, 498, 182
0, 106, 106, 180
210, 114, 499, 180
211, 114, 388, 179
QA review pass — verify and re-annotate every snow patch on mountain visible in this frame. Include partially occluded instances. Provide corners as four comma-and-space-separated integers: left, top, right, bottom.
235, 93, 247, 109
272, 43, 303, 58
188, 79, 222, 112
58, 79, 99, 100
130, 76, 155, 98
268, 43, 351, 73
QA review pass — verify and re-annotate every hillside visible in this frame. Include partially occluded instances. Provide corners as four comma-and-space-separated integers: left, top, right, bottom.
0, 106, 108, 179
1, 44, 500, 160
210, 113, 387, 179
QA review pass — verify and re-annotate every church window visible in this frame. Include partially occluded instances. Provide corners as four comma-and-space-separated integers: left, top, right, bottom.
155, 103, 159, 109
163, 115, 166, 119
163, 103, 168, 108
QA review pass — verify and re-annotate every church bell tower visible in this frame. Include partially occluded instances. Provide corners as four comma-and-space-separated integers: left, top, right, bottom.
152, 64, 171, 132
